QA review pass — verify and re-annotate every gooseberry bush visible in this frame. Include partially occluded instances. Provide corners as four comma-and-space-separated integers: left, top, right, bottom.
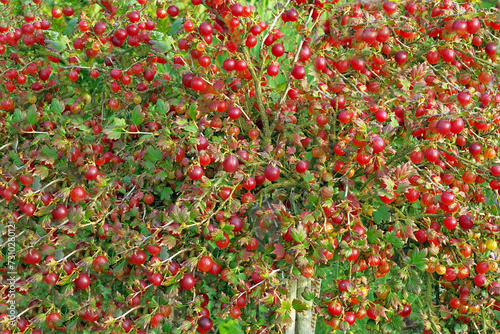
2, 0, 500, 333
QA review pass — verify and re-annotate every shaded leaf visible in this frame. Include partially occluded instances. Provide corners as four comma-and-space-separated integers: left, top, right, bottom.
290, 225, 307, 243
63, 17, 79, 35
26, 105, 39, 125
411, 248, 428, 271
168, 18, 183, 36
51, 98, 64, 114
40, 145, 58, 164
292, 299, 309, 312
367, 226, 382, 244
384, 231, 405, 249
272, 243, 285, 260
145, 146, 163, 163
131, 106, 144, 125
373, 205, 390, 224
156, 99, 168, 114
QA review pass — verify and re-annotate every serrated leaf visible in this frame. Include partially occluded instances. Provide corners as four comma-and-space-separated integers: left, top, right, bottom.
303, 171, 314, 182
272, 242, 285, 260
160, 187, 173, 201
12, 109, 24, 122
183, 123, 198, 133
485, 188, 497, 207
385, 292, 401, 310
63, 17, 79, 35
276, 81, 287, 92
40, 145, 58, 164
51, 98, 64, 114
366, 226, 382, 244
406, 274, 422, 295
301, 288, 315, 301
156, 99, 168, 114
217, 319, 244, 334
290, 225, 307, 243
26, 105, 39, 125
114, 118, 127, 126
9, 151, 23, 167
168, 18, 183, 36
145, 146, 163, 163
411, 248, 428, 271
103, 127, 123, 140
189, 103, 197, 120
292, 299, 309, 312
384, 231, 404, 249
45, 39, 65, 52
131, 106, 144, 125
373, 205, 390, 224
150, 40, 170, 53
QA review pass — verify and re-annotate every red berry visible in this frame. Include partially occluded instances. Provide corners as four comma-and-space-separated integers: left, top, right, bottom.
167, 5, 179, 17
180, 273, 195, 290
75, 273, 91, 289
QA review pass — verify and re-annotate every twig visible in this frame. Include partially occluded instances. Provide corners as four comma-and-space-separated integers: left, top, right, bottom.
0, 231, 25, 248
279, 8, 315, 106
237, 269, 280, 298
0, 143, 11, 150
115, 306, 141, 320
259, 0, 292, 63
162, 249, 187, 263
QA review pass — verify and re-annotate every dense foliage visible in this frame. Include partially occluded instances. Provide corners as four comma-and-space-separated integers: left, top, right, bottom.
2, 0, 500, 333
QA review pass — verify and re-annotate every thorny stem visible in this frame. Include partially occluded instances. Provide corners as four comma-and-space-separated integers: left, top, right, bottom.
0, 231, 25, 248
237, 269, 280, 299
57, 249, 81, 263
163, 249, 188, 263
259, 0, 292, 68
115, 306, 141, 320
278, 7, 315, 106
242, 47, 271, 146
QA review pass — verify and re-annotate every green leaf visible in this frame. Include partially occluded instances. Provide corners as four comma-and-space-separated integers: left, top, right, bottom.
406, 274, 422, 295
276, 81, 287, 92
301, 288, 315, 301
9, 151, 23, 167
150, 40, 170, 53
40, 145, 58, 164
45, 40, 65, 52
189, 103, 197, 120
102, 128, 123, 140
495, 310, 500, 322
292, 299, 309, 312
51, 98, 64, 114
156, 99, 168, 114
145, 146, 163, 163
114, 118, 127, 126
366, 227, 382, 244
454, 323, 468, 333
373, 205, 390, 224
390, 115, 400, 128
160, 187, 173, 201
303, 172, 314, 182
384, 231, 404, 249
13, 109, 24, 122
290, 225, 307, 243
183, 123, 198, 133
26, 105, 39, 125
131, 107, 145, 125
63, 17, 79, 35
217, 319, 244, 334
411, 248, 428, 271
168, 18, 183, 36
485, 188, 497, 207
